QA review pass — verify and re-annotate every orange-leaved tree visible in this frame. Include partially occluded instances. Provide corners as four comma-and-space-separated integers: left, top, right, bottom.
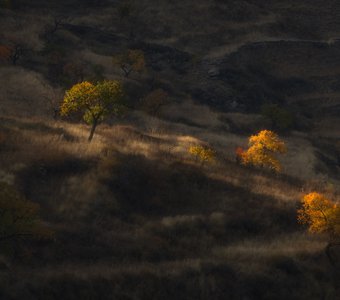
60, 80, 125, 142
241, 130, 286, 172
298, 192, 340, 264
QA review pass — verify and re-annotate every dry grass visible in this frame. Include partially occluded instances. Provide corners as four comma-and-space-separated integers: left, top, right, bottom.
0, 10, 46, 50
0, 1, 340, 298
0, 67, 54, 117
212, 233, 325, 263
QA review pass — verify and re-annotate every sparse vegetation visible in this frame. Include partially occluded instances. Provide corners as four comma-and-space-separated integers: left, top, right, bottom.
0, 182, 51, 242
112, 49, 146, 78
0, 0, 340, 298
0, 43, 23, 65
140, 88, 168, 116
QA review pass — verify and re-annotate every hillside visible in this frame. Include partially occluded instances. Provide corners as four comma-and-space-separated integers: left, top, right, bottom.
0, 1, 340, 299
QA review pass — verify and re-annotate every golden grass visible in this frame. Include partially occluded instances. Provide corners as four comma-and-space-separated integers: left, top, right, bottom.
1, 108, 331, 209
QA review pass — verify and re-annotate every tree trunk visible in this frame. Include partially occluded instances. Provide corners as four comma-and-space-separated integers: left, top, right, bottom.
88, 119, 98, 142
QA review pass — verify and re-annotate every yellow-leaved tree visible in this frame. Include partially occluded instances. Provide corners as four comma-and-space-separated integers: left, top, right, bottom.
113, 49, 145, 78
189, 145, 215, 165
298, 192, 340, 264
0, 182, 52, 242
241, 130, 286, 172
60, 80, 125, 142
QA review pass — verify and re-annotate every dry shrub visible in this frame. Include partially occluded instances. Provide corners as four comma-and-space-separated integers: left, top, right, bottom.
140, 89, 169, 116
112, 49, 146, 77
0, 45, 11, 62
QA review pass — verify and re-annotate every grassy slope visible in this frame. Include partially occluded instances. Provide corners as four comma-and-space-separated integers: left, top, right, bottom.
0, 0, 340, 299
0, 114, 338, 299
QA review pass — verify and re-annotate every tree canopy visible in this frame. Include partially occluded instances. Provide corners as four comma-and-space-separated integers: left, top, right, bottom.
241, 130, 286, 172
61, 80, 125, 141
298, 192, 340, 237
298, 192, 340, 264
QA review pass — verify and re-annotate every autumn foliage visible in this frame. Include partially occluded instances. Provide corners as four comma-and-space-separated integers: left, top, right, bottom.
298, 192, 340, 264
61, 80, 125, 141
235, 147, 245, 163
298, 192, 340, 237
189, 145, 215, 165
241, 130, 286, 172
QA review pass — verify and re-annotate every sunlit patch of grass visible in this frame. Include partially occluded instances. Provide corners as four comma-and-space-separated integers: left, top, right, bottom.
212, 233, 324, 263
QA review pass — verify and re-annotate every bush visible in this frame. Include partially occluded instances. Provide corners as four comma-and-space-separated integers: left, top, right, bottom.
188, 145, 216, 165
140, 89, 169, 116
